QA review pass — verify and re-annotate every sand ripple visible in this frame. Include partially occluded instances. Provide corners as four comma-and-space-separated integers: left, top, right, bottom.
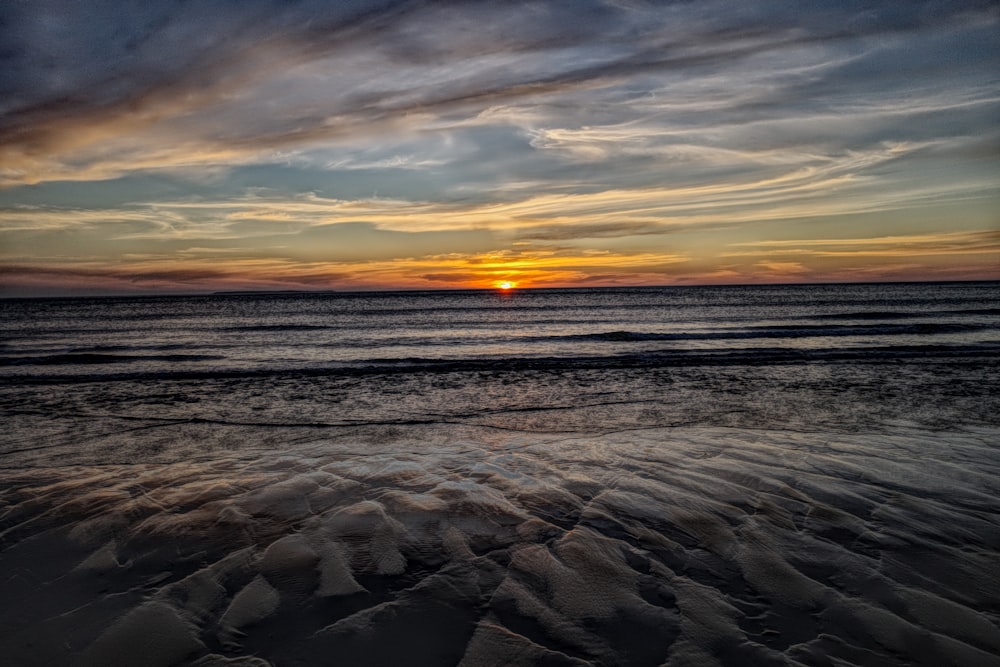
1, 426, 999, 666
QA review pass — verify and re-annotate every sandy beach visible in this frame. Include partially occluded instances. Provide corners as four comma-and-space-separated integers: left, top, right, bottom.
3, 424, 999, 666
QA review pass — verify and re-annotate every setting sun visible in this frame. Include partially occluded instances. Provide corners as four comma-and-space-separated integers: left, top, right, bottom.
496, 281, 516, 290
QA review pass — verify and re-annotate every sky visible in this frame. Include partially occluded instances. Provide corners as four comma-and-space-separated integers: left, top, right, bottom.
1, 0, 998, 296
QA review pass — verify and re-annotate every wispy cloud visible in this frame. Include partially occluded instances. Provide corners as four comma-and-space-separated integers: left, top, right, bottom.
729, 230, 1000, 257
2, 1, 996, 184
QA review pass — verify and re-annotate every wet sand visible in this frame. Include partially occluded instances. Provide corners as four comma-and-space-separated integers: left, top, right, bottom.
2, 425, 999, 666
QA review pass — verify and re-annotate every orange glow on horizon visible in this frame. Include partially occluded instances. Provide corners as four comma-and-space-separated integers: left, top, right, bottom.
4, 226, 998, 298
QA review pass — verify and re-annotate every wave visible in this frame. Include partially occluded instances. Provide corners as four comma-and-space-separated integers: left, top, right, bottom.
552, 322, 991, 342
0, 353, 226, 366
811, 307, 1000, 320
4, 343, 998, 384
219, 324, 336, 332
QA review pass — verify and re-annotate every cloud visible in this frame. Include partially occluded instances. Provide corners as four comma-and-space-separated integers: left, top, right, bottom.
0, 263, 231, 282
1, 1, 996, 186
516, 221, 674, 241
729, 230, 1000, 257
705, 230, 1000, 285
0, 260, 358, 296
419, 273, 480, 284
0, 203, 501, 265
0, 263, 234, 295
755, 260, 808, 274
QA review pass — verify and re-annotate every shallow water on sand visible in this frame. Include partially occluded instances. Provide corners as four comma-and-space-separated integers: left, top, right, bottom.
1, 283, 999, 665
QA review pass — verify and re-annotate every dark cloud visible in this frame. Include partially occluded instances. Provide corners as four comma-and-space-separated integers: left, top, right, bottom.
0, 264, 94, 278
126, 269, 231, 283
0, 0, 413, 148
575, 273, 643, 284
419, 272, 480, 284
0, 263, 356, 292
1, 0, 995, 161
269, 271, 353, 285
0, 263, 229, 283
517, 221, 674, 241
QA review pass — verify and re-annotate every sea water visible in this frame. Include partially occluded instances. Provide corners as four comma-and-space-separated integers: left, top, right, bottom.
1, 283, 999, 665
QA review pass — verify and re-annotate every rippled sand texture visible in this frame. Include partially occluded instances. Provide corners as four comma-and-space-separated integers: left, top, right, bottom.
2, 426, 999, 666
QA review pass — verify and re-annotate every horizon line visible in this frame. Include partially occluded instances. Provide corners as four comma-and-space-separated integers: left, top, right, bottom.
3, 277, 999, 301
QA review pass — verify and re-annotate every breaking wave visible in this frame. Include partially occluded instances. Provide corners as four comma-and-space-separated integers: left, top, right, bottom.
0, 353, 226, 366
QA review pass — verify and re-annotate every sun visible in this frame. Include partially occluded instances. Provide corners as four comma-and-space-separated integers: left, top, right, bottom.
496, 281, 516, 290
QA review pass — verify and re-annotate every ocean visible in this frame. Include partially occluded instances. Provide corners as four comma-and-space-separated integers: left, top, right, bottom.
1, 282, 999, 666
